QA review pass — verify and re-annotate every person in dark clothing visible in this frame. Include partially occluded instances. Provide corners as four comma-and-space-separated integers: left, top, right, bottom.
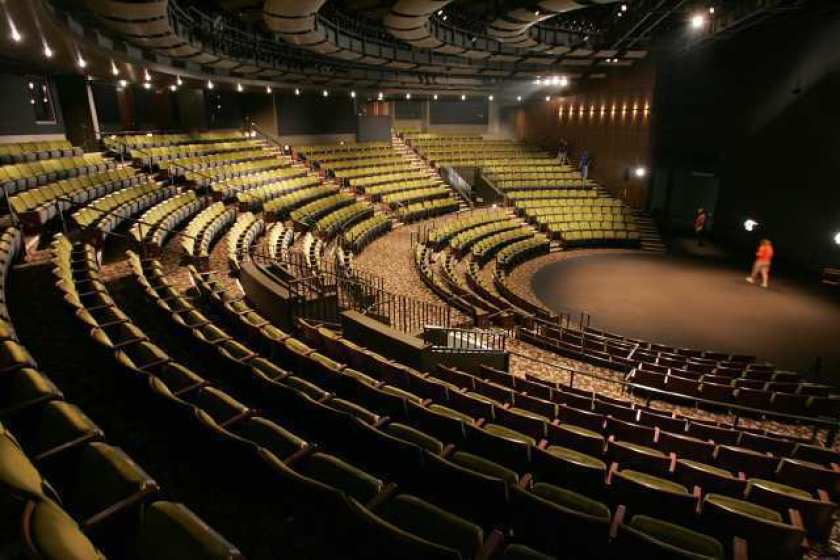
694, 208, 708, 246
579, 150, 591, 181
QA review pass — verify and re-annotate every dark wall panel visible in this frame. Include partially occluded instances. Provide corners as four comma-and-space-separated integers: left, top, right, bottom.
395, 100, 423, 119
175, 90, 207, 131
0, 72, 64, 135
357, 116, 391, 143
206, 90, 243, 130
275, 94, 357, 135
430, 99, 489, 125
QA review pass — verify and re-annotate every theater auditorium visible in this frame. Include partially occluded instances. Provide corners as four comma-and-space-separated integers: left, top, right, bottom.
1, 0, 839, 559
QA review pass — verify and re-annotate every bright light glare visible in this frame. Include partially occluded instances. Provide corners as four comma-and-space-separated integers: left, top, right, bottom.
634, 166, 647, 178
744, 219, 759, 232
833, 232, 840, 246
690, 14, 706, 29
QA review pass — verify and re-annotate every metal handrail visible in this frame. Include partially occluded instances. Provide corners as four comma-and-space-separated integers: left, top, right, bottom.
507, 349, 840, 441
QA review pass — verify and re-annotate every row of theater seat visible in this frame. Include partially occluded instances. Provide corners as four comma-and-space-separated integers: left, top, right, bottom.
0, 139, 81, 164
181, 202, 237, 270
263, 184, 340, 220
1, 154, 115, 197
227, 213, 265, 273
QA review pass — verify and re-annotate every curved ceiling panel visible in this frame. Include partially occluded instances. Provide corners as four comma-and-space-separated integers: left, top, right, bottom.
488, 0, 618, 51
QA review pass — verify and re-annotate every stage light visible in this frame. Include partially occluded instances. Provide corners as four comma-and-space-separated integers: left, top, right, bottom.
634, 166, 647, 178
266, 85, 272, 94
143, 82, 152, 90
8, 19, 22, 43
690, 14, 706, 29
559, 76, 569, 87
461, 94, 466, 101
43, 43, 53, 59
322, 89, 329, 97
294, 88, 300, 96
350, 90, 356, 98
206, 80, 214, 89
176, 76, 183, 87
516, 95, 522, 102
111, 62, 119, 76
169, 84, 177, 92
433, 94, 438, 100
405, 92, 411, 99
834, 232, 840, 246
744, 219, 759, 232
77, 54, 87, 69
236, 83, 243, 92
144, 69, 151, 82
488, 95, 494, 101
118, 79, 127, 88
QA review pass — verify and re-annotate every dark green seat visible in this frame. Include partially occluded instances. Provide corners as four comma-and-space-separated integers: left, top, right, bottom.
134, 500, 245, 559
532, 445, 606, 492
23, 500, 106, 560
611, 470, 697, 521
674, 459, 745, 497
228, 416, 308, 461
23, 401, 103, 460
498, 543, 555, 560
378, 494, 484, 560
608, 440, 672, 475
745, 478, 838, 541
300, 452, 383, 504
385, 422, 445, 454
547, 422, 605, 456
701, 493, 805, 560
0, 368, 63, 415
615, 514, 725, 559
449, 451, 519, 485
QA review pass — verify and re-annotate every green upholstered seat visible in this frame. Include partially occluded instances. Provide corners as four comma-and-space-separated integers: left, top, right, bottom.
612, 440, 667, 458
303, 452, 383, 504
379, 494, 484, 560
27, 500, 106, 560
484, 424, 537, 446
558, 423, 603, 440
0, 431, 51, 501
135, 501, 244, 559
616, 470, 690, 495
499, 544, 555, 560
381, 385, 424, 403
704, 494, 782, 523
746, 479, 812, 501
546, 445, 607, 470
531, 482, 611, 518
678, 459, 735, 479
386, 423, 445, 454
627, 515, 724, 559
232, 417, 307, 460
450, 451, 520, 485
429, 404, 474, 423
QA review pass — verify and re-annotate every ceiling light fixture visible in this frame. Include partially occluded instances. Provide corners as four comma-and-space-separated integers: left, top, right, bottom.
43, 43, 53, 59
77, 54, 87, 69
690, 13, 706, 29
206, 80, 214, 89
350, 90, 356, 98
295, 88, 300, 95
176, 76, 183, 86
237, 82, 243, 92
266, 85, 272, 94
111, 62, 119, 76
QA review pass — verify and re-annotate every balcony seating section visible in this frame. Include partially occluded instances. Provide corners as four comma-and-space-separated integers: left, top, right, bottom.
396, 198, 460, 224
314, 202, 375, 239
364, 178, 444, 200
266, 222, 294, 261
129, 139, 266, 165
211, 166, 311, 200
342, 215, 392, 253
130, 190, 207, 248
181, 201, 237, 268
348, 169, 431, 188
262, 184, 340, 221
235, 174, 323, 210
184, 158, 290, 186
289, 193, 355, 226
383, 186, 452, 208
9, 167, 143, 229
72, 181, 178, 235
0, 138, 81, 164
227, 212, 265, 273
105, 130, 250, 152
496, 237, 551, 272
1, 153, 116, 197
470, 228, 539, 266
449, 220, 524, 256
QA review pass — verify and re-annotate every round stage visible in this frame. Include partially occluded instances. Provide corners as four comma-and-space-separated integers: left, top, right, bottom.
531, 252, 840, 373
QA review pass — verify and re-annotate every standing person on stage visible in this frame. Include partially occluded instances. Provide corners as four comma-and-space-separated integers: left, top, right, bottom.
579, 150, 591, 181
694, 208, 708, 246
746, 239, 774, 288
556, 139, 569, 165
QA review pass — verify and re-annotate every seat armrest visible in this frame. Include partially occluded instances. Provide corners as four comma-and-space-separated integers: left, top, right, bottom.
610, 504, 627, 539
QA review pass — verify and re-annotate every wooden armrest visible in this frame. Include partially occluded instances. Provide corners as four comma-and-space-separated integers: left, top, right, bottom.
440, 444, 456, 458
732, 537, 749, 560
787, 508, 805, 531
477, 529, 505, 560
610, 504, 627, 540
366, 482, 399, 512
692, 486, 702, 514
82, 483, 160, 531
373, 416, 391, 429
283, 444, 316, 467
518, 473, 533, 489
606, 462, 619, 485
669, 452, 677, 474
816, 488, 832, 503
537, 439, 549, 450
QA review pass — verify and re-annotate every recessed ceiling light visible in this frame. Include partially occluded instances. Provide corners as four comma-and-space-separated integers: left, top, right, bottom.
43, 44, 53, 58
206, 80, 214, 89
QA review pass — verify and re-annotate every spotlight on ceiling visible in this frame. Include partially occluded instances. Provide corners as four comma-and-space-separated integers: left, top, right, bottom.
744, 219, 759, 232
266, 85, 272, 94
405, 92, 411, 99
176, 76, 183, 87
834, 232, 840, 246
294, 88, 300, 96
111, 62, 119, 76
350, 90, 356, 98
461, 94, 466, 101
634, 166, 647, 178
690, 13, 707, 29
433, 94, 438, 100
77, 54, 87, 69
488, 95, 494, 101
236, 83, 243, 92
322, 89, 329, 97
43, 43, 53, 59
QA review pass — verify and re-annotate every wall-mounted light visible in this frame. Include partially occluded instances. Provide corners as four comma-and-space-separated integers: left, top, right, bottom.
744, 219, 759, 232
488, 95, 494, 101
295, 88, 300, 96
143, 82, 152, 90
77, 54, 87, 69
8, 18, 22, 43
118, 79, 128, 88
690, 13, 707, 29
433, 94, 438, 100
634, 166, 647, 178
350, 90, 356, 98
834, 232, 840, 246
176, 76, 183, 87
516, 95, 522, 102
237, 83, 244, 92
43, 43, 53, 59
322, 89, 329, 97
461, 94, 466, 101
206, 80, 214, 89
405, 92, 411, 99
266, 85, 272, 94
144, 69, 151, 82
545, 96, 551, 102
169, 84, 177, 92
377, 91, 384, 100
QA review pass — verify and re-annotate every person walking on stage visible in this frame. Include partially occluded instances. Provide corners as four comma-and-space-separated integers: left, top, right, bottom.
579, 150, 591, 181
746, 239, 774, 288
694, 208, 708, 246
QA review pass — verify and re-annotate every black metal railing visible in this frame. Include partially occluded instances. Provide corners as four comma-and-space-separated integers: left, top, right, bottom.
424, 325, 507, 352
